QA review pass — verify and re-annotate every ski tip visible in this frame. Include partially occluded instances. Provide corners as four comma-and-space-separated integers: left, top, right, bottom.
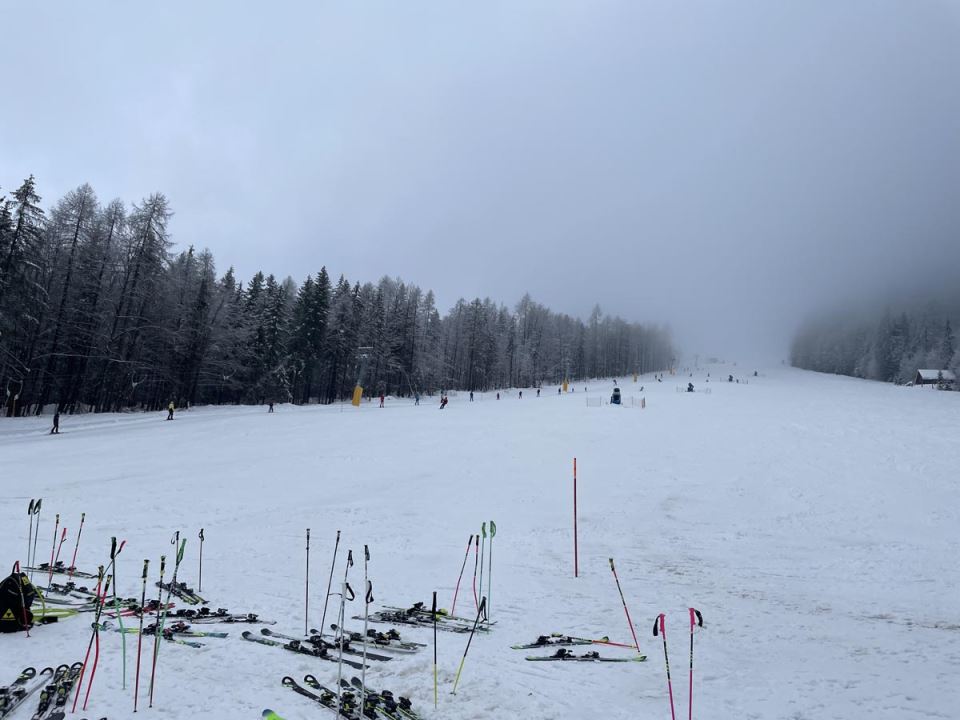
262, 710, 285, 720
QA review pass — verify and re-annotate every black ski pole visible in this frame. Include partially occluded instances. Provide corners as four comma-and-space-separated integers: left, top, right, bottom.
304, 528, 310, 636
335, 549, 354, 713
197, 528, 204, 592
432, 591, 438, 708
320, 529, 340, 635
360, 545, 371, 715
26, 500, 35, 575
30, 499, 42, 580
688, 608, 703, 720
133, 558, 149, 712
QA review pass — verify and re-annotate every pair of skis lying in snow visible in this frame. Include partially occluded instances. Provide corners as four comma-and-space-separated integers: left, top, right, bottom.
279, 674, 422, 720
513, 632, 647, 662
0, 663, 85, 720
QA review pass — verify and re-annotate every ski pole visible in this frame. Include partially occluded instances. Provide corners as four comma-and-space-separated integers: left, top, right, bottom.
609, 558, 641, 652
432, 591, 438, 709
133, 558, 149, 712
478, 523, 486, 616
83, 538, 124, 711
111, 542, 129, 690
73, 535, 124, 714
688, 608, 703, 720
451, 596, 486, 695
52, 527, 68, 577
320, 530, 340, 635
335, 550, 354, 713
150, 533, 185, 708
360, 545, 371, 718
30, 499, 42, 580
72, 565, 106, 713
573, 457, 578, 577
197, 528, 204, 592
68, 512, 86, 580
450, 534, 473, 615
144, 554, 165, 706
304, 528, 310, 636
471, 535, 479, 611
653, 613, 677, 720
487, 521, 496, 619
26, 500, 35, 577
47, 513, 60, 585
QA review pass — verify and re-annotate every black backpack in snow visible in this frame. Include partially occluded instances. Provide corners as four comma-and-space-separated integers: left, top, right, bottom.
0, 567, 36, 632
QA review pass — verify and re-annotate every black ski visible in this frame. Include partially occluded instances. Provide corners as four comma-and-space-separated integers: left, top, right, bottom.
155, 580, 207, 605
325, 625, 423, 652
242, 631, 367, 670
40, 662, 84, 720
349, 677, 420, 720
282, 676, 359, 719
0, 667, 52, 719
170, 608, 275, 624
525, 648, 646, 662
261, 629, 392, 662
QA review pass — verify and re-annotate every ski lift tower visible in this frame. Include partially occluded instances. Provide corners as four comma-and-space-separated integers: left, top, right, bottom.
352, 346, 374, 407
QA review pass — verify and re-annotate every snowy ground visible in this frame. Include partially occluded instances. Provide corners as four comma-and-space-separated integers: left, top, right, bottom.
2, 365, 959, 720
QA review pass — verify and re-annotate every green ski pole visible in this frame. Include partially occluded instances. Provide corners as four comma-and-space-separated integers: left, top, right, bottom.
112, 543, 128, 689
150, 533, 185, 707
451, 596, 487, 695
487, 521, 496, 619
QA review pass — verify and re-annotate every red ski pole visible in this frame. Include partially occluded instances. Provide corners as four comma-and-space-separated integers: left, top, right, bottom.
654, 613, 677, 720
82, 538, 124, 711
72, 566, 105, 713
608, 558, 641, 652
471, 534, 480, 611
47, 513, 60, 585
68, 512, 86, 580
450, 534, 473, 615
688, 608, 703, 720
53, 527, 68, 575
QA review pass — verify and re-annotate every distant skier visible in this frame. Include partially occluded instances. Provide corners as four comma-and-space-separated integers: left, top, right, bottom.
496, 392, 500, 400
268, 401, 274, 413
440, 395, 448, 409
536, 387, 540, 397
558, 387, 561, 395
518, 390, 523, 399
469, 391, 474, 402
167, 401, 175, 420
414, 393, 420, 406
687, 383, 694, 393
50, 410, 60, 435
728, 375, 733, 382
379, 393, 385, 408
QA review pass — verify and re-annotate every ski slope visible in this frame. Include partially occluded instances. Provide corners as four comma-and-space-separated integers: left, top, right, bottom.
1, 365, 958, 720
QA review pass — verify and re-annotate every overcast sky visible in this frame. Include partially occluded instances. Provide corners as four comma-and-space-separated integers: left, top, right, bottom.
2, 1, 959, 361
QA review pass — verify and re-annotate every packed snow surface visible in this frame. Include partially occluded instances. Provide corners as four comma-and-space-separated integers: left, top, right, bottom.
2, 365, 959, 720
